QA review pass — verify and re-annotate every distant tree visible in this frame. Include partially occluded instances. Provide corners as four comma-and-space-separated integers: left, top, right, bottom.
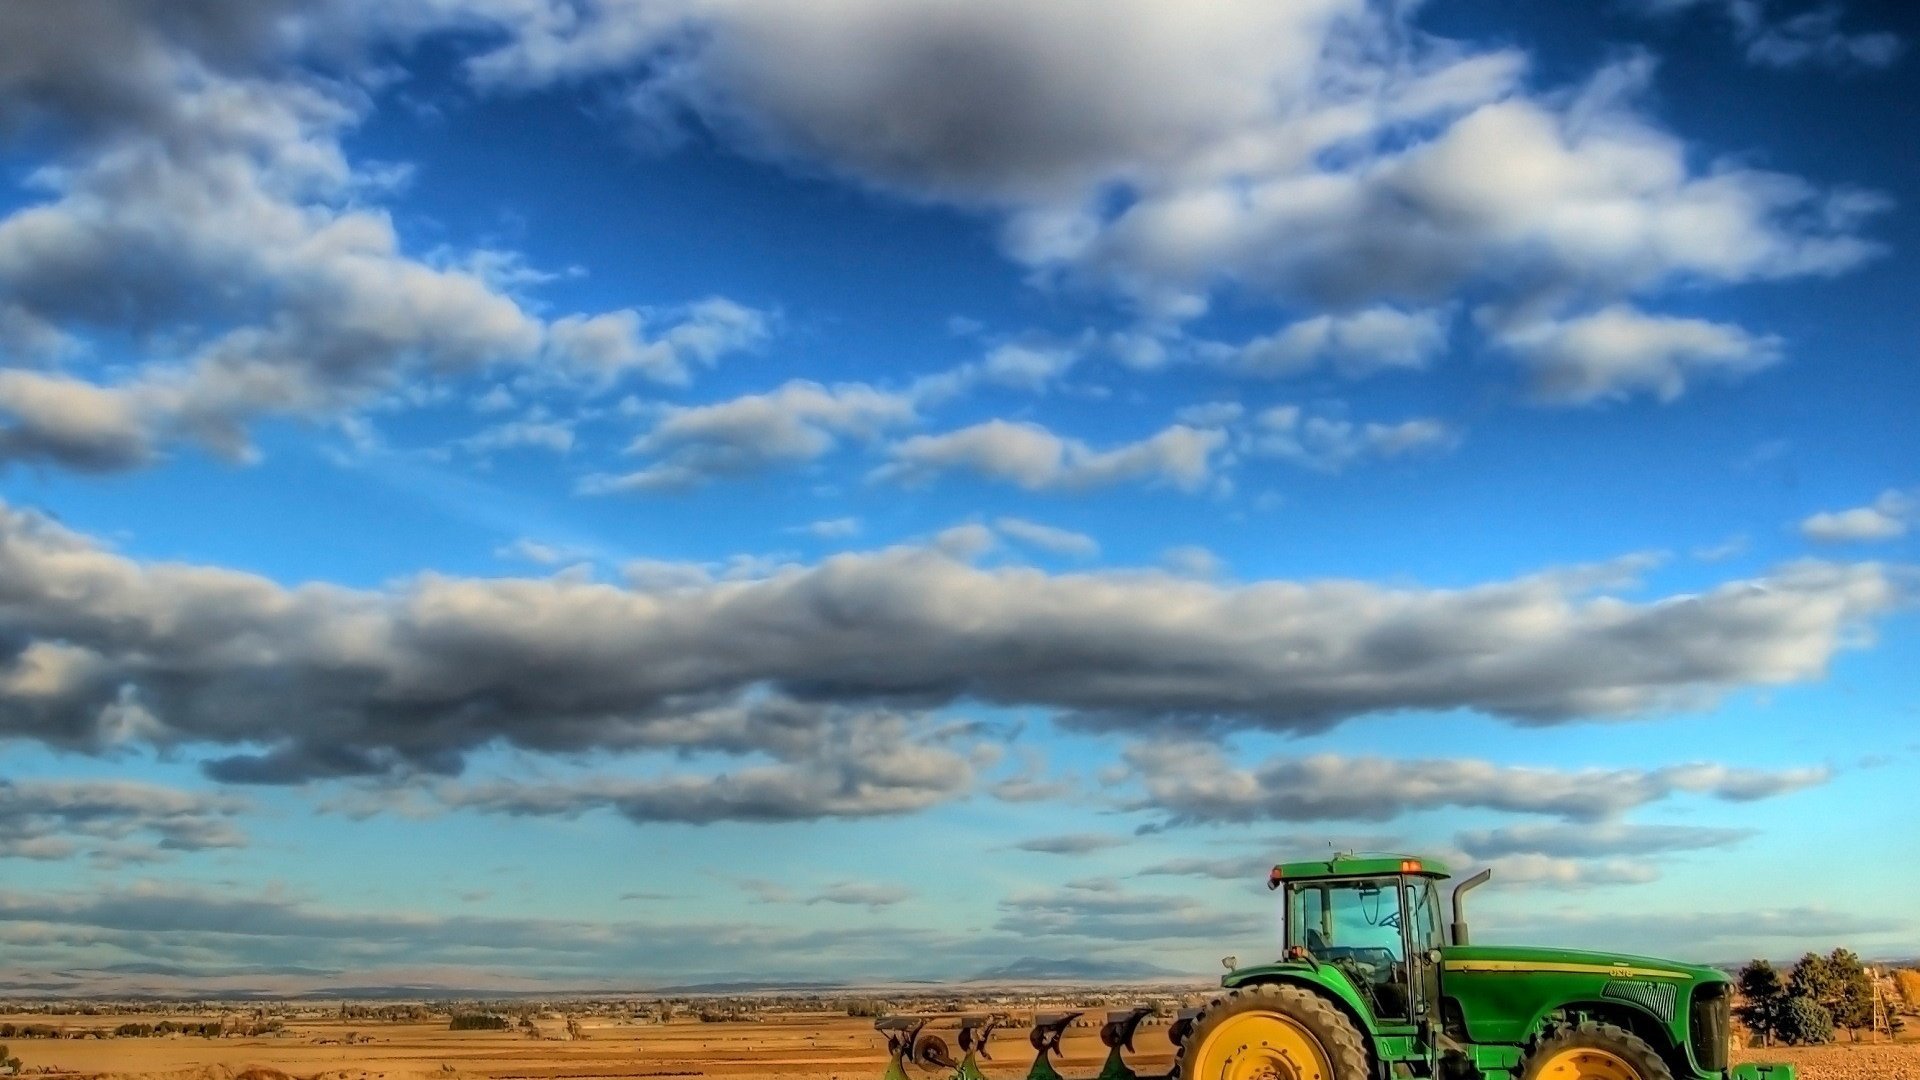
1791, 950, 1875, 1039
1737, 959, 1787, 1045
1789, 952, 1836, 1006
1776, 996, 1834, 1046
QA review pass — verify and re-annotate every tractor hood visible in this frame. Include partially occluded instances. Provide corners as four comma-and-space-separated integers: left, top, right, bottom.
1443, 944, 1728, 986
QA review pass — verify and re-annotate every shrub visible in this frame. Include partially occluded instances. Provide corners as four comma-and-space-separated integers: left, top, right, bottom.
1896, 969, 1920, 1009
1, 1044, 21, 1073
449, 1014, 510, 1031
1776, 996, 1834, 1046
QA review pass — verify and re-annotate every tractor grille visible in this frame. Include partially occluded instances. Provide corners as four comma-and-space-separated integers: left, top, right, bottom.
1689, 984, 1731, 1073
1601, 979, 1677, 1024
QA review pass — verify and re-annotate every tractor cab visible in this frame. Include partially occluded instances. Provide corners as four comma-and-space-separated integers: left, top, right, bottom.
1264, 853, 1453, 1026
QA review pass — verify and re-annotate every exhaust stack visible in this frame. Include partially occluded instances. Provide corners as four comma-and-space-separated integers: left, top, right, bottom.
1450, 868, 1492, 946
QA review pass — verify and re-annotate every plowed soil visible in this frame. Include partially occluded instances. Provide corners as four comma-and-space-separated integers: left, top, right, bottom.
5, 1012, 1914, 1080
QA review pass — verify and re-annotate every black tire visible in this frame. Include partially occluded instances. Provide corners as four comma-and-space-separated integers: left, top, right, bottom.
1174, 983, 1369, 1080
1520, 1021, 1674, 1080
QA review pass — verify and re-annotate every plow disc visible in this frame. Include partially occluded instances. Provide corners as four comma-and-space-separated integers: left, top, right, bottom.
879, 1005, 1193, 1080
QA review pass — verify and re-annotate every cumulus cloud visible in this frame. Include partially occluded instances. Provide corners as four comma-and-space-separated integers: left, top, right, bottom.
1799, 489, 1914, 543
1221, 307, 1450, 379
586, 380, 918, 492
1491, 305, 1783, 404
1633, 1, 1903, 70
1125, 745, 1831, 828
545, 298, 769, 386
879, 420, 1225, 492
443, 1, 1886, 375
909, 343, 1080, 404
0, 2, 764, 473
437, 703, 975, 824
0, 501, 1901, 782
0, 778, 248, 862
1251, 406, 1457, 472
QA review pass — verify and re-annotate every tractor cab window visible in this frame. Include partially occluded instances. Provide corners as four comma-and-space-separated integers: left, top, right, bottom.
1289, 877, 1410, 1019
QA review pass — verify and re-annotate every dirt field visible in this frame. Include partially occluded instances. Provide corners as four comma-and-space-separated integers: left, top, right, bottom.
4, 1012, 1915, 1080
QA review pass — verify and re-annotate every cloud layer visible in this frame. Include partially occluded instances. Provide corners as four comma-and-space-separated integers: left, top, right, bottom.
0, 501, 1901, 783
1125, 746, 1830, 828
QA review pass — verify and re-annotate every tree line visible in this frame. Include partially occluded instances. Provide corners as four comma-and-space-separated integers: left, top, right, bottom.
1736, 949, 1904, 1046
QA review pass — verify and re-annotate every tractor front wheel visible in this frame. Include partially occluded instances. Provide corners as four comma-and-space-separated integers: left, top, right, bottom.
1176, 983, 1368, 1080
1520, 1021, 1675, 1080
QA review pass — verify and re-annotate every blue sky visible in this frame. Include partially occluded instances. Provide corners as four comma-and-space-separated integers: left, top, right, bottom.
0, 0, 1915, 995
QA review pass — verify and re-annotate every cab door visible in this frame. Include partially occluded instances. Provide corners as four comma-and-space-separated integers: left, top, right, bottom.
1402, 879, 1447, 1030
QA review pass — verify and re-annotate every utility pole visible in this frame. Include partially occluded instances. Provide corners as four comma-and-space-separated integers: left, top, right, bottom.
1869, 966, 1885, 1043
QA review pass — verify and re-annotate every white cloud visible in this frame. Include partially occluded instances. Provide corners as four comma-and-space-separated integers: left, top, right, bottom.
910, 342, 1079, 404
494, 538, 594, 566
879, 420, 1225, 492
0, 3, 764, 473
994, 517, 1099, 558
1160, 545, 1225, 579
1223, 307, 1449, 379
441, 705, 974, 825
1126, 745, 1831, 827
0, 501, 1899, 781
1491, 304, 1783, 404
584, 380, 918, 492
457, 415, 576, 456
457, 3, 1882, 338
0, 778, 249, 863
1799, 489, 1913, 543
788, 517, 863, 540
545, 298, 770, 386
1457, 821, 1756, 859
1252, 405, 1457, 472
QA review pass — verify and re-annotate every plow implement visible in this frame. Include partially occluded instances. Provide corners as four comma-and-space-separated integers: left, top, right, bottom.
878, 1006, 1198, 1080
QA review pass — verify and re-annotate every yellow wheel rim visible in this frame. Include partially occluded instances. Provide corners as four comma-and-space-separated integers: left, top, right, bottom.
1189, 1011, 1335, 1080
1535, 1047, 1644, 1080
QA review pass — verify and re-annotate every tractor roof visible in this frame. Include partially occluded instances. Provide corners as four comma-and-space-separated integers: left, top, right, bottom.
1269, 853, 1451, 882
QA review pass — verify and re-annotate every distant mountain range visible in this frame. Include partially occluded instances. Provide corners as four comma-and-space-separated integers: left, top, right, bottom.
966, 957, 1184, 983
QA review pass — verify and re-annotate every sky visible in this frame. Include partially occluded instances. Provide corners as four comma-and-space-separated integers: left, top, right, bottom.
0, 0, 1916, 996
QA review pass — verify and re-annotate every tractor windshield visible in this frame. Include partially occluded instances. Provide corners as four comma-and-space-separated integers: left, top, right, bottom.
1287, 876, 1410, 1017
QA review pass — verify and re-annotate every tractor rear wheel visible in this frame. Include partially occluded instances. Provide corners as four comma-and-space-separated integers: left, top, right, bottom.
1175, 983, 1368, 1080
1520, 1021, 1675, 1080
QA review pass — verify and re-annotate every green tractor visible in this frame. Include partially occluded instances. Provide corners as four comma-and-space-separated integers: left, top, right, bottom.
1177, 853, 1792, 1080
